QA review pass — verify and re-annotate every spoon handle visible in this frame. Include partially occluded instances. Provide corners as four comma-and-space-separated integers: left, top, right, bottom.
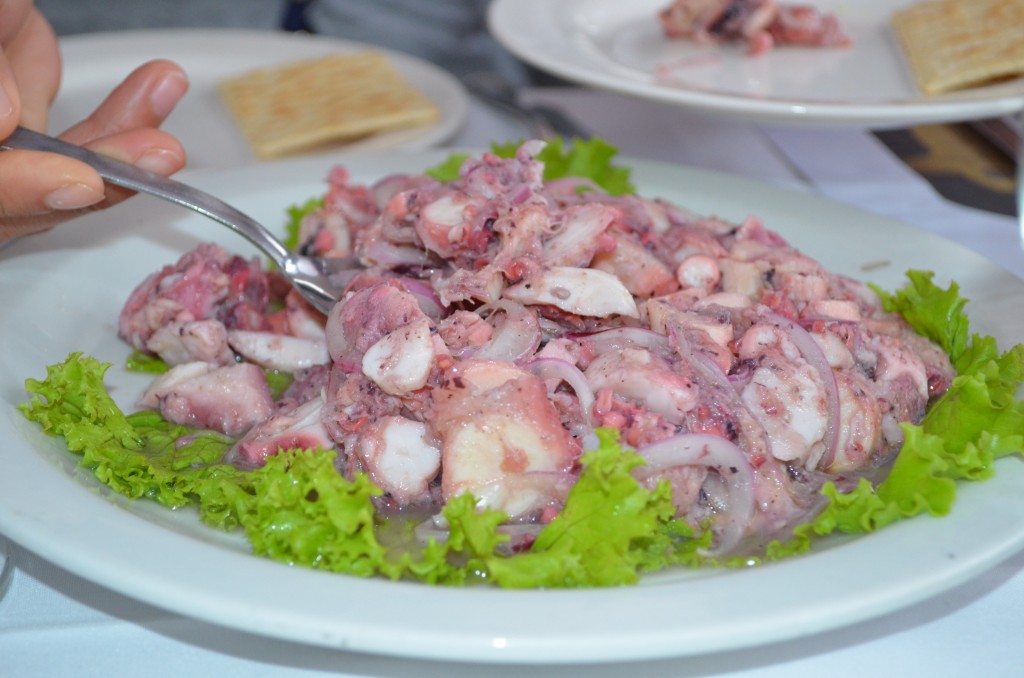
0, 126, 295, 270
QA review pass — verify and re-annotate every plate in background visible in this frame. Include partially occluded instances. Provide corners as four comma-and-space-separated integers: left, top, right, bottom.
50, 29, 469, 170
489, 0, 1024, 128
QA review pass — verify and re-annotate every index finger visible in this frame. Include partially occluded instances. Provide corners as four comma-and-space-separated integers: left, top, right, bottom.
6, 9, 61, 132
0, 0, 38, 137
0, 0, 34, 46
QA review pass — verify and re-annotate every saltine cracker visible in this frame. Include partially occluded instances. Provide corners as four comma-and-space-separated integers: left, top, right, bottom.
218, 51, 441, 158
892, 0, 1024, 95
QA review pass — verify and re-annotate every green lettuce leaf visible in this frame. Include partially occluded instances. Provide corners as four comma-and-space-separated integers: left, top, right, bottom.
771, 270, 1024, 558
484, 429, 704, 588
426, 137, 635, 195
20, 355, 701, 586
238, 448, 399, 578
283, 195, 324, 250
873, 269, 970, 364
125, 349, 169, 374
18, 276, 1024, 582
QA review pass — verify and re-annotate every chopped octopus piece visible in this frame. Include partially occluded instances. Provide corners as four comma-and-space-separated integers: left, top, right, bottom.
360, 316, 435, 396
231, 394, 333, 466
119, 242, 272, 351
227, 330, 329, 372
356, 416, 441, 507
542, 203, 620, 268
139, 362, 273, 436
283, 290, 328, 342
827, 371, 883, 474
658, 0, 849, 55
769, 5, 850, 47
503, 266, 639, 319
584, 347, 699, 425
431, 360, 576, 518
737, 322, 829, 468
415, 191, 486, 260
146, 319, 234, 367
325, 281, 431, 370
591, 235, 679, 298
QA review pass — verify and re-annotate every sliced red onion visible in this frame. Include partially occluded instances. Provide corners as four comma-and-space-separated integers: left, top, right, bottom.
759, 310, 841, 470
473, 301, 543, 364
362, 239, 434, 268
526, 357, 595, 431
510, 184, 534, 205
668, 323, 774, 465
638, 433, 755, 557
413, 514, 450, 545
495, 523, 546, 554
398, 277, 446, 320
413, 515, 546, 554
668, 324, 728, 389
571, 327, 670, 355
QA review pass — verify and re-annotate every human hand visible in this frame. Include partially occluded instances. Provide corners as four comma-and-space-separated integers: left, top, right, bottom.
0, 0, 189, 245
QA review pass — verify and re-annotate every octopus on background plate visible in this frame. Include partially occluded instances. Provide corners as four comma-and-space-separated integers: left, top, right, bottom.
658, 0, 850, 55
118, 139, 953, 557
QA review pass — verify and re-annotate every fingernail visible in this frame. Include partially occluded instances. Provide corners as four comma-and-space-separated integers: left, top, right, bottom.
44, 183, 105, 210
149, 71, 188, 119
135, 148, 183, 175
0, 82, 13, 117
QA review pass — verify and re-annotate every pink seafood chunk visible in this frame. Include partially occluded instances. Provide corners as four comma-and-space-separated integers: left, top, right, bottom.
232, 395, 334, 466
356, 416, 441, 507
140, 362, 273, 436
431, 360, 576, 518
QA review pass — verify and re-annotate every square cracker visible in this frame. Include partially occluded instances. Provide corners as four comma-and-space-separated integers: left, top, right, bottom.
218, 51, 440, 158
892, 0, 1024, 95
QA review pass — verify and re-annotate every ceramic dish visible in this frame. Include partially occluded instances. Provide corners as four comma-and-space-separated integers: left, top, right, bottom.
49, 29, 469, 170
488, 0, 1024, 127
1, 151, 1023, 663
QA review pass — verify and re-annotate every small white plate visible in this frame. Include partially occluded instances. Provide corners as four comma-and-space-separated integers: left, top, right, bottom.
488, 0, 1024, 128
50, 29, 469, 170
1, 151, 1023, 664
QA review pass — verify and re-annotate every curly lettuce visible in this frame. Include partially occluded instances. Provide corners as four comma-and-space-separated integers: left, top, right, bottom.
768, 270, 1024, 558
20, 266, 1024, 584
20, 358, 693, 587
426, 137, 635, 195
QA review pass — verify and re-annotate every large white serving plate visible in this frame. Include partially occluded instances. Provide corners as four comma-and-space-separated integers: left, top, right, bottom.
488, 0, 1024, 128
1, 151, 1023, 664
50, 30, 469, 170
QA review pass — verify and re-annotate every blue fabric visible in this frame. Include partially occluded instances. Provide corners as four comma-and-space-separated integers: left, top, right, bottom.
38, 0, 532, 84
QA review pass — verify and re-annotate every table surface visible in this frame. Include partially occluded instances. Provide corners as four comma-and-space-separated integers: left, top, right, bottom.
2, 71, 1023, 678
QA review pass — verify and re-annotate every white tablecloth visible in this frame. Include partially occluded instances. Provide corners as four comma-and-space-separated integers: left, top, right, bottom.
2, 86, 1022, 678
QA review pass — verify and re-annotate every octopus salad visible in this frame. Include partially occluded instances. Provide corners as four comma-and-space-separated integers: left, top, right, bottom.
113, 140, 958, 561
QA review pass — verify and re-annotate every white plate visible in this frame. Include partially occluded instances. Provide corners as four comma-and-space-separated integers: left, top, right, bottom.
488, 0, 1024, 128
50, 29, 469, 170
1, 152, 1024, 664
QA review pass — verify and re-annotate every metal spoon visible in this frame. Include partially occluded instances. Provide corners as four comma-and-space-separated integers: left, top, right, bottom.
0, 126, 358, 314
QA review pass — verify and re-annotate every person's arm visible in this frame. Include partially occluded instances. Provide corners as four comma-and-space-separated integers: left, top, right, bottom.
0, 0, 189, 245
